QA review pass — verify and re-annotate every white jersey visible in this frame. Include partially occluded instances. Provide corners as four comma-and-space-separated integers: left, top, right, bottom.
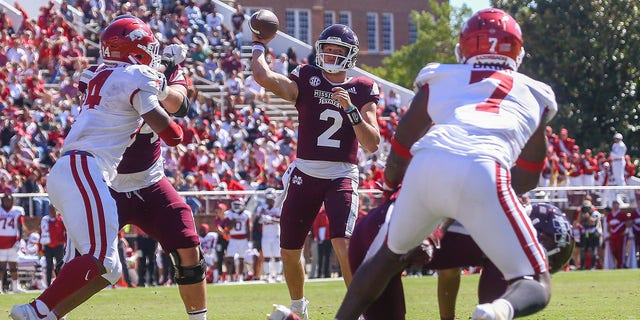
411, 63, 558, 169
0, 206, 24, 249
225, 210, 251, 239
62, 63, 165, 183
199, 232, 218, 253
258, 205, 281, 237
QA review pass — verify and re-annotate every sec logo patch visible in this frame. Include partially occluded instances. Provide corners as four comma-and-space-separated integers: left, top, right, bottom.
309, 76, 321, 87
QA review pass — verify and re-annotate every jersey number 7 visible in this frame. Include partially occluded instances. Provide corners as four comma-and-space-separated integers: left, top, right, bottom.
469, 70, 514, 114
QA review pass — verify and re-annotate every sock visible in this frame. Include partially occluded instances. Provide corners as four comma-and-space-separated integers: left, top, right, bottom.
277, 261, 283, 274
12, 279, 20, 291
38, 254, 102, 311
291, 297, 307, 311
264, 260, 270, 277
493, 298, 514, 319
187, 308, 207, 320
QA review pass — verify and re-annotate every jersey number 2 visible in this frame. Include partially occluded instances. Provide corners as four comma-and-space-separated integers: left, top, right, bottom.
317, 109, 343, 148
469, 70, 514, 114
85, 70, 114, 108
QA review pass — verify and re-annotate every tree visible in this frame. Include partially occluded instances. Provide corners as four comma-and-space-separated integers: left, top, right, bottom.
494, 0, 640, 155
362, 0, 472, 89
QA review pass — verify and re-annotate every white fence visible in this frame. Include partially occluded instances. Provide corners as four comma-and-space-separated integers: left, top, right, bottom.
11, 185, 640, 217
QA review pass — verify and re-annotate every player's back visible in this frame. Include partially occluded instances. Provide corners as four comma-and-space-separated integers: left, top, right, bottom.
62, 64, 163, 182
412, 63, 557, 167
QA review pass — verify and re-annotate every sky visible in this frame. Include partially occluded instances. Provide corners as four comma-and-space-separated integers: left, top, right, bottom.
449, 0, 492, 13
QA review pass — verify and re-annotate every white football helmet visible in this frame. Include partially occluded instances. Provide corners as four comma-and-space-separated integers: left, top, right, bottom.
231, 199, 245, 213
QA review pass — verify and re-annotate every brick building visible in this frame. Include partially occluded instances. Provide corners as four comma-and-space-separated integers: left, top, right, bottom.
227, 0, 433, 67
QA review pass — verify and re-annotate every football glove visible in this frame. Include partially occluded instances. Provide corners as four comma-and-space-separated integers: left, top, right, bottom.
160, 44, 187, 80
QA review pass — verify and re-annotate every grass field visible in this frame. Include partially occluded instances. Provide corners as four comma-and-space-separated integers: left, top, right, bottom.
1, 269, 638, 319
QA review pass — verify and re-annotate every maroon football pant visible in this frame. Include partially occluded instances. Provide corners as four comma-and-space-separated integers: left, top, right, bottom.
280, 167, 357, 249
349, 202, 508, 320
110, 177, 200, 252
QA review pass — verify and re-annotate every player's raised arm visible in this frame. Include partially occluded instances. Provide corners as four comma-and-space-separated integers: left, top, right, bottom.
250, 20, 298, 102
158, 44, 190, 117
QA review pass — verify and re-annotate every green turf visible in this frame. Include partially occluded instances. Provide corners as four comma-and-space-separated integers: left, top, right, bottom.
1, 269, 638, 319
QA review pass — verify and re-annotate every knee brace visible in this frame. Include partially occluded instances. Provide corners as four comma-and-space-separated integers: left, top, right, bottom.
170, 247, 206, 285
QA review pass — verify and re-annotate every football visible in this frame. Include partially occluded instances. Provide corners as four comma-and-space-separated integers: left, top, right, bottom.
249, 9, 279, 40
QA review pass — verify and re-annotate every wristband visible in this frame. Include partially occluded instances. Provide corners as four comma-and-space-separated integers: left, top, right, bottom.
515, 157, 544, 173
391, 136, 412, 159
252, 41, 267, 53
345, 105, 362, 125
158, 120, 183, 147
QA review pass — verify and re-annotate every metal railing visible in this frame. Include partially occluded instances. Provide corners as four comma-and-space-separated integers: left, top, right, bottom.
11, 186, 640, 216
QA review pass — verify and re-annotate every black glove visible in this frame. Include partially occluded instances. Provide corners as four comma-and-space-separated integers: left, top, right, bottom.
160, 55, 177, 81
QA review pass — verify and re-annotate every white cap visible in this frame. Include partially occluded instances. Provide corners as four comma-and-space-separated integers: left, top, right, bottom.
614, 133, 623, 140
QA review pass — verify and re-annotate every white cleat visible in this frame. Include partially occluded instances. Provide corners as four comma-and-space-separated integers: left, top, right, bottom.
9, 303, 45, 320
267, 304, 298, 320
472, 300, 513, 320
290, 298, 309, 320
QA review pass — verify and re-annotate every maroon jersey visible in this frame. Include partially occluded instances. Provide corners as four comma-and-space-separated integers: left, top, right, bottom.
290, 65, 378, 164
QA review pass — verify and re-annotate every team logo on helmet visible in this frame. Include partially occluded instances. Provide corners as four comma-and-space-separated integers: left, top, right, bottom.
128, 28, 149, 41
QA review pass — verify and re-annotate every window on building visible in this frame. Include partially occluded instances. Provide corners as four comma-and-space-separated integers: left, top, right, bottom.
381, 13, 393, 52
285, 9, 311, 44
324, 11, 335, 29
338, 12, 351, 27
367, 12, 379, 52
409, 14, 417, 44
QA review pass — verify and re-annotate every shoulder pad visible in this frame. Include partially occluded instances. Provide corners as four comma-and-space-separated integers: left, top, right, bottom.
130, 64, 165, 95
290, 64, 303, 78
413, 62, 442, 90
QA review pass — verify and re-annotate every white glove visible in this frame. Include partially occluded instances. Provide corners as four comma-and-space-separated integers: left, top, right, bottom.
157, 72, 169, 101
162, 44, 188, 64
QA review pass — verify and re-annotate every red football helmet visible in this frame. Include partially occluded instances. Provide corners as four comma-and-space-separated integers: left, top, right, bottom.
100, 15, 160, 68
456, 8, 524, 70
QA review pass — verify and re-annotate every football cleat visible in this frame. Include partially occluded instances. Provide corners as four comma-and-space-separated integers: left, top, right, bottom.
472, 299, 513, 320
290, 298, 309, 320
267, 304, 301, 320
9, 302, 55, 320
